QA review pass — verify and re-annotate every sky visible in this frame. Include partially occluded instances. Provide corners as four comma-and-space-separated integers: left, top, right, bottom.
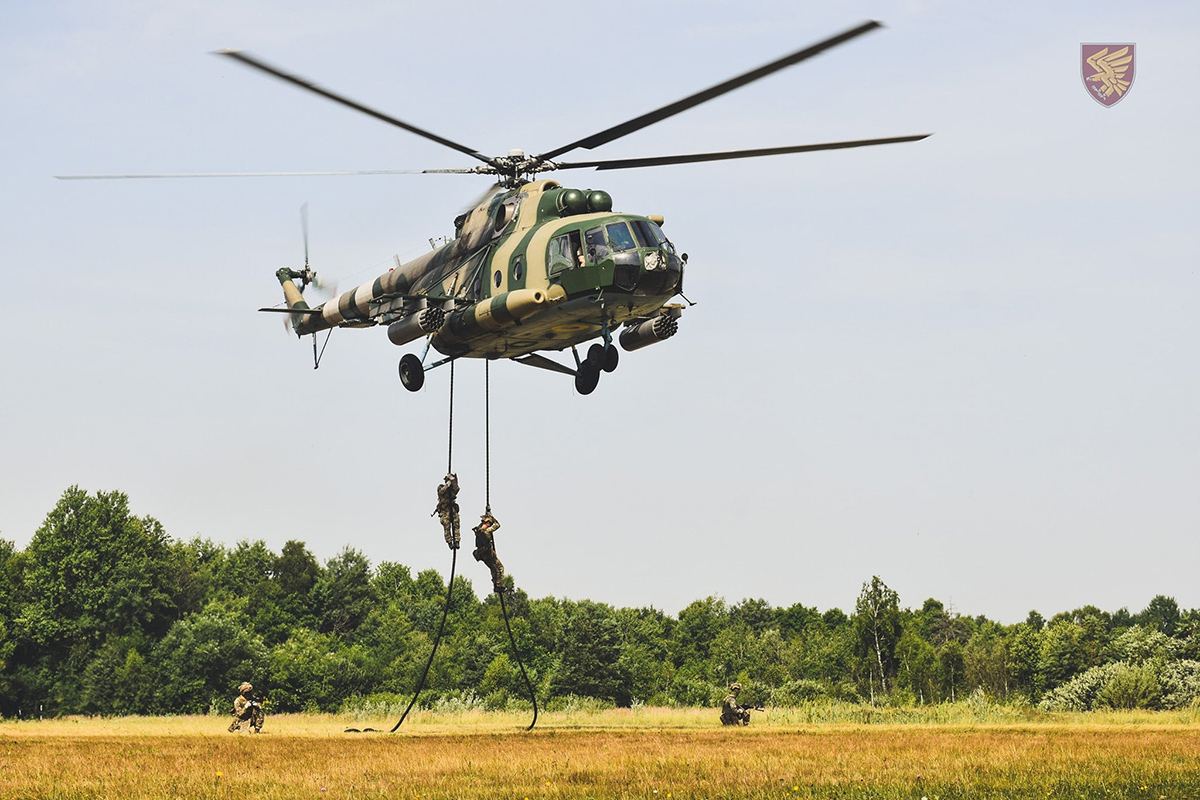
2, 0, 1197, 623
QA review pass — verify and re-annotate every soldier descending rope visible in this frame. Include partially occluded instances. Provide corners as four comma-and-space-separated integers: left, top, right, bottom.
471, 512, 505, 592
394, 362, 538, 732
434, 473, 461, 549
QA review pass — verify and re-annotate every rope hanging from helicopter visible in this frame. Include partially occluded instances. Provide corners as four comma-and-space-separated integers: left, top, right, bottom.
483, 359, 540, 731
390, 358, 539, 731
391, 361, 458, 732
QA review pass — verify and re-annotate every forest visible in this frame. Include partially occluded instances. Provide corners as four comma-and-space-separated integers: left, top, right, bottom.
1, 487, 1198, 718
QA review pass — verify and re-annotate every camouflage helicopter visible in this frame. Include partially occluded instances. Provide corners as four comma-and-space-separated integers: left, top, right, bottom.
61, 21, 927, 395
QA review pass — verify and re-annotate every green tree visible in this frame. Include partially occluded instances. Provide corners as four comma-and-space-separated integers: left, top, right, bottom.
276, 540, 321, 597
215, 540, 274, 598
0, 539, 19, 708
616, 607, 673, 703
937, 640, 966, 702
0, 538, 21, 616
1007, 622, 1042, 700
266, 627, 370, 712
526, 596, 567, 682
312, 547, 377, 639
729, 598, 773, 633
788, 612, 856, 693
775, 602, 821, 638
14, 487, 184, 711
1136, 595, 1180, 637
551, 600, 631, 705
151, 601, 268, 714
1096, 663, 1162, 709
253, 539, 322, 640
896, 628, 938, 703
854, 576, 902, 701
1038, 618, 1090, 691
354, 598, 420, 694
672, 596, 727, 667
964, 621, 1010, 699
747, 628, 790, 688
81, 638, 154, 715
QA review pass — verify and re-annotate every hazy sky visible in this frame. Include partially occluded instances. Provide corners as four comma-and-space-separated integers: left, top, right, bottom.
2, 0, 1196, 623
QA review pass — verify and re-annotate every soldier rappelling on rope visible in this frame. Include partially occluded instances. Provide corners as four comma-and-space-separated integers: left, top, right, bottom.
434, 473, 460, 550
471, 511, 505, 592
394, 364, 538, 732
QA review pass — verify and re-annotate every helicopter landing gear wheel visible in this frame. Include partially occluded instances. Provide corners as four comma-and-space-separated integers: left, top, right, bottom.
602, 345, 619, 373
399, 353, 425, 392
588, 342, 619, 373
574, 362, 600, 395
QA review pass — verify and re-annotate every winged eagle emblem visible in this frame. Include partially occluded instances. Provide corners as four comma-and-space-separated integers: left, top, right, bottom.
1085, 46, 1133, 100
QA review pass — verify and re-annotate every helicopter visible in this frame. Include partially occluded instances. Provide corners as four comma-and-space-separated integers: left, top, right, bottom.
59, 20, 928, 395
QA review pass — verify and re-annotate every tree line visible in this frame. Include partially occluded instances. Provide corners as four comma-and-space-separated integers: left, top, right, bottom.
1, 487, 1198, 717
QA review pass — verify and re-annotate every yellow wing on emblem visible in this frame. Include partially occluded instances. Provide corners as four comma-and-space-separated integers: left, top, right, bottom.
1086, 47, 1132, 99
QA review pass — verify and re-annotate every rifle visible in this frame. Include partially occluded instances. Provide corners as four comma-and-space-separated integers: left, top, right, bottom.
248, 695, 267, 731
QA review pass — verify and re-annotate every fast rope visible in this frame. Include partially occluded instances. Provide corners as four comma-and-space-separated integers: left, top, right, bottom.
391, 361, 458, 733
484, 359, 540, 731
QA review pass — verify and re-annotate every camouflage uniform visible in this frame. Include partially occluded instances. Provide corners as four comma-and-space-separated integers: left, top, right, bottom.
228, 682, 262, 733
471, 513, 505, 592
720, 683, 750, 726
435, 473, 461, 549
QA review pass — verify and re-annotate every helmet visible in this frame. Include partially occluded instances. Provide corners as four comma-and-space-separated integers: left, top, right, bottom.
239, 682, 253, 694
730, 683, 742, 692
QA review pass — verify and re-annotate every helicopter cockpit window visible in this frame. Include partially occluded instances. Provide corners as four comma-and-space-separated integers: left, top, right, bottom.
632, 219, 672, 251
549, 231, 584, 275
584, 227, 609, 263
605, 222, 637, 252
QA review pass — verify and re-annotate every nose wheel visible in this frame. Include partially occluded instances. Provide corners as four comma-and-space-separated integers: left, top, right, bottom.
574, 342, 618, 395
588, 342, 619, 373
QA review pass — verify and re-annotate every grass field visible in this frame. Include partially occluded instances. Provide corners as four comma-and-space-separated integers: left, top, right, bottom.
3, 707, 1200, 798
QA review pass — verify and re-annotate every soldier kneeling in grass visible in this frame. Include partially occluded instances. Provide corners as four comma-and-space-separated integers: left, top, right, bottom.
228, 681, 264, 733
721, 683, 752, 726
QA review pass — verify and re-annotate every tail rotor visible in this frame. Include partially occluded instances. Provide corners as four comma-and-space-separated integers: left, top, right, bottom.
281, 202, 336, 333
297, 202, 334, 295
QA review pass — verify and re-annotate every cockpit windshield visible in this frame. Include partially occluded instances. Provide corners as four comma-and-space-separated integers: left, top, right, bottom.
605, 222, 637, 252
632, 219, 674, 253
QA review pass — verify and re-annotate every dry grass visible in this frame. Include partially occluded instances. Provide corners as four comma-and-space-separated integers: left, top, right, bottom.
3, 708, 1200, 798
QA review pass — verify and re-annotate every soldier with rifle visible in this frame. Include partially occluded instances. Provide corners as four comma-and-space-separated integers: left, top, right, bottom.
720, 683, 763, 726
227, 681, 266, 733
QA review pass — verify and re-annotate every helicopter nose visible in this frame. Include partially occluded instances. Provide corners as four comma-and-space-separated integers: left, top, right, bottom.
611, 250, 682, 294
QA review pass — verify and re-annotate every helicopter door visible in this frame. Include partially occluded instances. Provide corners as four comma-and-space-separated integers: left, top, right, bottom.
549, 231, 584, 275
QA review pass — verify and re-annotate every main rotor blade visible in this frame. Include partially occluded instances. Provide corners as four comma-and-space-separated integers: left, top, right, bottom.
553, 134, 930, 171
216, 49, 494, 166
54, 169, 481, 179
535, 20, 882, 162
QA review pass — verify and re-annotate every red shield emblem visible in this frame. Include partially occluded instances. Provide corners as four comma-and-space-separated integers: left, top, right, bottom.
1081, 44, 1135, 107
